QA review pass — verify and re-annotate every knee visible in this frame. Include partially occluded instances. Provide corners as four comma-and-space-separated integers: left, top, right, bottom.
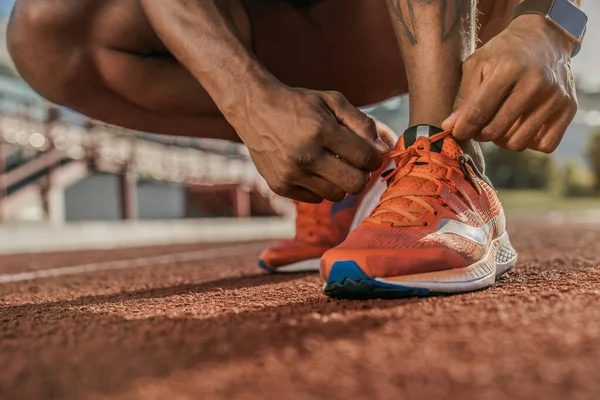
7, 0, 88, 105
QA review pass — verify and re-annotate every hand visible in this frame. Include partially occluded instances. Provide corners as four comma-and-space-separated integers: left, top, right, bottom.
230, 86, 390, 203
442, 15, 578, 153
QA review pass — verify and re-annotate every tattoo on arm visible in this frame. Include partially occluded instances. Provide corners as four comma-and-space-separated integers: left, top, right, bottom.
386, 0, 466, 45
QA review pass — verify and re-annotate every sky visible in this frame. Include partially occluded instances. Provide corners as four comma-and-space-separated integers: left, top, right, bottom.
0, 0, 14, 17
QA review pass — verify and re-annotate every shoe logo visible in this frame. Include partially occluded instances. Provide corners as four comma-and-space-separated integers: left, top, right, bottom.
435, 218, 494, 245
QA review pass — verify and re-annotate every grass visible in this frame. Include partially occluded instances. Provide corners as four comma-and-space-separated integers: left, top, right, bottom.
498, 190, 600, 213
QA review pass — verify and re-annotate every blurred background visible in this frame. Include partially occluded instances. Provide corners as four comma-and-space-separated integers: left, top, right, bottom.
0, 1, 599, 252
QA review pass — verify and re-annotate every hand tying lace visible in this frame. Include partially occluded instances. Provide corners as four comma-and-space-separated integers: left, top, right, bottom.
365, 130, 464, 227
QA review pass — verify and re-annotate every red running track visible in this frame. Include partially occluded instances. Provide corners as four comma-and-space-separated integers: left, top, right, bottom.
1, 221, 600, 400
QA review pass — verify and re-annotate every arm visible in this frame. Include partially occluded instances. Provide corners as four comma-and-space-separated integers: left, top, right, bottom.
140, 0, 387, 203
442, 0, 584, 153
139, 1, 274, 118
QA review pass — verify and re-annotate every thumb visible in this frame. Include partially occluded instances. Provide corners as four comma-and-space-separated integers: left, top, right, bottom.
374, 119, 399, 149
325, 91, 390, 153
441, 112, 459, 131
442, 77, 480, 139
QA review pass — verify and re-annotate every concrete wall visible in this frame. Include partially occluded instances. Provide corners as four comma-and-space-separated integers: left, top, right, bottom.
64, 173, 185, 221
64, 173, 121, 221
138, 180, 185, 220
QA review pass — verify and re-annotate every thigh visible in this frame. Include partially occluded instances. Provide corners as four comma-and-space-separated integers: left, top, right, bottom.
245, 0, 520, 107
95, 0, 404, 110
479, 0, 521, 44
244, 0, 407, 107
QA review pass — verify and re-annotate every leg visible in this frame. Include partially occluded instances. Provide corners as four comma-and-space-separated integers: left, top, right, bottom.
385, 0, 518, 126
7, 0, 247, 140
384, 0, 518, 169
7, 0, 406, 141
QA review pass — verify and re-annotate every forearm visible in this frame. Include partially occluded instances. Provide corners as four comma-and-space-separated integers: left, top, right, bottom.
385, 0, 472, 126
139, 0, 278, 117
518, 0, 582, 5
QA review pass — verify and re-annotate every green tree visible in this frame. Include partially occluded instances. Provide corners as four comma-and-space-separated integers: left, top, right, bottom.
483, 145, 554, 190
560, 159, 595, 197
587, 130, 600, 195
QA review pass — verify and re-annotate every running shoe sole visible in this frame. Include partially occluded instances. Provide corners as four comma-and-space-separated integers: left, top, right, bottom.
258, 258, 320, 273
258, 167, 391, 275
323, 232, 517, 299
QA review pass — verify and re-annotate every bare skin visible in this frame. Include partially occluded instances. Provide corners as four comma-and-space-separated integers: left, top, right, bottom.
443, 4, 581, 154
7, 0, 583, 202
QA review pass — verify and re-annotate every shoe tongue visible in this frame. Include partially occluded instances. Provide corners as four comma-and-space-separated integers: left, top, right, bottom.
376, 125, 463, 224
396, 124, 463, 159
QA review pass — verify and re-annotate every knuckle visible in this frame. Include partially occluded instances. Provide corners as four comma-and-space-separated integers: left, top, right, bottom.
327, 189, 346, 202
356, 151, 378, 171
504, 58, 528, 76
295, 149, 319, 170
280, 163, 299, 181
467, 106, 489, 126
479, 125, 501, 141
310, 124, 326, 141
506, 141, 527, 152
356, 153, 371, 169
526, 120, 543, 135
537, 141, 557, 154
269, 181, 290, 196
358, 116, 377, 136
346, 172, 369, 194
327, 91, 346, 103
524, 76, 545, 93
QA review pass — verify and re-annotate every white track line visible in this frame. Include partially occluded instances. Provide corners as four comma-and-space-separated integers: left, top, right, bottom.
0, 243, 263, 284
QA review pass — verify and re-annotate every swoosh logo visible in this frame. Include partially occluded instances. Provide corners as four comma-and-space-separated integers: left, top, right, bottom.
435, 219, 494, 245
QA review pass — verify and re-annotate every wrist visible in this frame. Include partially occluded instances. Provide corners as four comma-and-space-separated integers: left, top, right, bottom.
510, 14, 575, 58
214, 65, 283, 120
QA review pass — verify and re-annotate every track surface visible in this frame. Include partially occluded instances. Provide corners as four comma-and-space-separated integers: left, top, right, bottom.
1, 221, 600, 400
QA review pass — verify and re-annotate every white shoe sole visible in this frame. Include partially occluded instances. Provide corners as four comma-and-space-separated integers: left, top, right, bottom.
258, 258, 320, 273
324, 231, 517, 298
375, 231, 518, 293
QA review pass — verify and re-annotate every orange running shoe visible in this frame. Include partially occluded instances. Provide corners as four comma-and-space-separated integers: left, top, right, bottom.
258, 174, 389, 273
320, 125, 517, 298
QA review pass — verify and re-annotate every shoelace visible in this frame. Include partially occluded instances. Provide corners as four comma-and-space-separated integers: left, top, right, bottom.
294, 201, 336, 242
365, 130, 463, 227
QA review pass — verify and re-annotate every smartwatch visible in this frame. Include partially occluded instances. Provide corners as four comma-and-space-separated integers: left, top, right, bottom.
513, 0, 588, 57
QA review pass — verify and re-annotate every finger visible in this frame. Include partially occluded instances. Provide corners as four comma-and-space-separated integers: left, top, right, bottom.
295, 174, 347, 203
495, 98, 559, 152
452, 73, 515, 141
321, 125, 383, 172
284, 186, 324, 204
477, 80, 558, 144
324, 91, 390, 153
528, 102, 577, 154
315, 152, 371, 195
442, 58, 484, 131
374, 120, 399, 148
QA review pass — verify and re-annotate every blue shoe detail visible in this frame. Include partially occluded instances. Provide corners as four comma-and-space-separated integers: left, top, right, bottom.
258, 259, 276, 274
330, 194, 361, 217
324, 261, 430, 299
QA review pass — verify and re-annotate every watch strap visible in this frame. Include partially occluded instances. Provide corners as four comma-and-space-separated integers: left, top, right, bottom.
513, 0, 585, 57
514, 0, 553, 17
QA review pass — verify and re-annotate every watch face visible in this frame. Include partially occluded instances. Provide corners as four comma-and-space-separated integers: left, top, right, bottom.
548, 0, 588, 40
